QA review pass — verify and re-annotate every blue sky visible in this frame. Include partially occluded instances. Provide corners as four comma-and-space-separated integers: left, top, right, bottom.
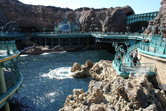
19, 0, 161, 14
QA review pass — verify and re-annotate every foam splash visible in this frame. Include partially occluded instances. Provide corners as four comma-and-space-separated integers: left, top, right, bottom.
41, 67, 73, 79
55, 51, 66, 53
135, 67, 148, 78
40, 53, 50, 55
20, 54, 29, 57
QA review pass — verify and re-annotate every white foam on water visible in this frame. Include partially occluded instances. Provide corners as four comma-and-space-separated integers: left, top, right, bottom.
40, 53, 50, 55
55, 51, 66, 53
20, 54, 29, 57
41, 67, 74, 79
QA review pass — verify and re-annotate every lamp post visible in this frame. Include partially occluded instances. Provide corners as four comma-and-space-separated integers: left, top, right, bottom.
95, 27, 98, 34
43, 28, 46, 33
126, 26, 130, 33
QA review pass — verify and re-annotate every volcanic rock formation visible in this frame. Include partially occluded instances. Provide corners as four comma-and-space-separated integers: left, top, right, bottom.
60, 60, 166, 111
0, 0, 134, 32
146, 0, 166, 35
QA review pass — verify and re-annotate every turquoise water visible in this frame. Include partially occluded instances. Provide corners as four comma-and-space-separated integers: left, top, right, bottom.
11, 50, 114, 111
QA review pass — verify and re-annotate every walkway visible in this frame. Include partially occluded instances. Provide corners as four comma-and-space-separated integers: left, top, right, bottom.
127, 11, 158, 25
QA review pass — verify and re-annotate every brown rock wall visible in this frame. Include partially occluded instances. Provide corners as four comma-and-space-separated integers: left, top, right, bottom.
146, 0, 166, 34
0, 0, 134, 32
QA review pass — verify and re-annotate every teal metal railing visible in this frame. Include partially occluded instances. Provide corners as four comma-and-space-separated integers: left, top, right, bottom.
0, 65, 20, 94
139, 42, 166, 56
113, 54, 129, 73
0, 33, 27, 38
122, 62, 155, 73
0, 41, 19, 59
114, 54, 155, 77
125, 43, 139, 65
0, 41, 21, 95
32, 32, 92, 38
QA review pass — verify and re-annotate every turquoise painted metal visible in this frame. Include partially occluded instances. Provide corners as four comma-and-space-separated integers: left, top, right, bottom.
127, 11, 158, 25
139, 41, 166, 58
0, 41, 23, 110
1, 21, 21, 33
32, 32, 92, 38
113, 53, 156, 78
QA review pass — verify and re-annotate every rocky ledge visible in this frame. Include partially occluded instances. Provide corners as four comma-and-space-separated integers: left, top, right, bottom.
71, 60, 117, 80
60, 60, 166, 111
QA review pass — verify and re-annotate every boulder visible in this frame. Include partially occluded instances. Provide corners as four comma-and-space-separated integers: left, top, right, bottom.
72, 60, 93, 78
72, 69, 86, 78
89, 104, 105, 111
85, 60, 93, 68
71, 62, 81, 72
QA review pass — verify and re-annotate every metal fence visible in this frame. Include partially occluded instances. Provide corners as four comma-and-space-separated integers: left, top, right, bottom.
0, 41, 18, 58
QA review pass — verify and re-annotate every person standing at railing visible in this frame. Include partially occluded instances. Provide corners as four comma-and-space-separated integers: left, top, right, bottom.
132, 55, 139, 66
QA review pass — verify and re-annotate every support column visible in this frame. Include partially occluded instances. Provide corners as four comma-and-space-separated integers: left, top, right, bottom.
0, 68, 10, 111
58, 38, 60, 45
69, 38, 71, 47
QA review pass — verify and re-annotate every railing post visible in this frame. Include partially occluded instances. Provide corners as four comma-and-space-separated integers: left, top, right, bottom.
154, 46, 157, 53
51, 38, 54, 46
6, 42, 10, 55
0, 68, 7, 93
130, 61, 132, 67
69, 37, 71, 47
147, 43, 150, 51
119, 64, 121, 71
163, 44, 166, 54
0, 68, 10, 111
12, 41, 15, 53
58, 37, 60, 45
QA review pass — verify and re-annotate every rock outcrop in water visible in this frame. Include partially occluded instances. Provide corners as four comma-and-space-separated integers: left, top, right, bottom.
146, 0, 166, 35
71, 60, 93, 78
0, 0, 134, 32
61, 60, 166, 111
72, 60, 117, 80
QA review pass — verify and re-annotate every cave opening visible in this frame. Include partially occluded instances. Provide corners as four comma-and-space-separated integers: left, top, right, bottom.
127, 21, 149, 33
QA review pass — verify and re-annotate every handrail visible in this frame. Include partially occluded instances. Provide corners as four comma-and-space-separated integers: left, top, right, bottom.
113, 54, 129, 73
139, 42, 166, 55
114, 56, 155, 74
0, 41, 19, 60
125, 43, 139, 64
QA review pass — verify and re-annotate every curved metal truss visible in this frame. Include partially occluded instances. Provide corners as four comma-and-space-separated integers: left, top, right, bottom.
1, 21, 20, 33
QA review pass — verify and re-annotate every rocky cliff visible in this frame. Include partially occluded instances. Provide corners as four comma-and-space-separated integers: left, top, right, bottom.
60, 60, 166, 111
0, 0, 134, 32
146, 0, 166, 35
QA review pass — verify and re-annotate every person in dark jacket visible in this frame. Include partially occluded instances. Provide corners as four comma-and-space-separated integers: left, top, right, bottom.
132, 55, 139, 66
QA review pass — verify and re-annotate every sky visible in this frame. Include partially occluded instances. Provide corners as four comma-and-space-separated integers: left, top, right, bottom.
18, 0, 161, 14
